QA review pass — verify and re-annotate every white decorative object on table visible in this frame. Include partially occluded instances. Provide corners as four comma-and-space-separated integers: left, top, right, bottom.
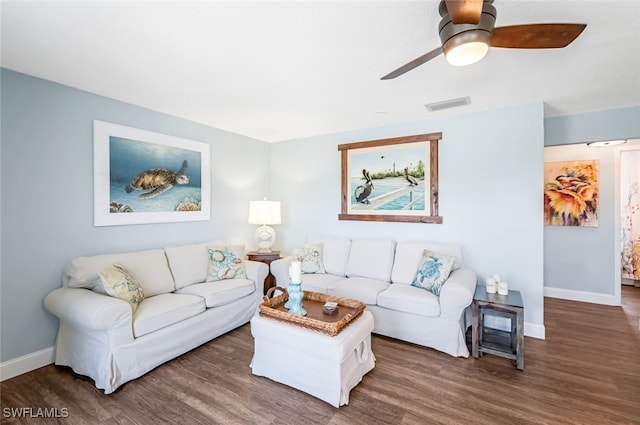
498, 281, 509, 295
485, 277, 497, 294
285, 260, 302, 309
289, 260, 302, 283
286, 260, 306, 315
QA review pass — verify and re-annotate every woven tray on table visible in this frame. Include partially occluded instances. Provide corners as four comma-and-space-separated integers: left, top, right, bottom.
259, 287, 366, 336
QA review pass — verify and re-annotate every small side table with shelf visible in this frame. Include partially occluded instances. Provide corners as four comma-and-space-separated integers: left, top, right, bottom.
471, 286, 524, 370
246, 251, 280, 295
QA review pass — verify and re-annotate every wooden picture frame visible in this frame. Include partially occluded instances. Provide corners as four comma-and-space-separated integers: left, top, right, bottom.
93, 120, 211, 226
338, 132, 443, 223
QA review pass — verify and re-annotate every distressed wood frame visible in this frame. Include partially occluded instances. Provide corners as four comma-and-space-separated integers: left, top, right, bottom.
338, 132, 443, 223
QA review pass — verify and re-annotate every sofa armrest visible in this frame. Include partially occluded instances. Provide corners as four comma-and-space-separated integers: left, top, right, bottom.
244, 260, 269, 292
44, 287, 133, 333
439, 267, 477, 320
270, 257, 293, 288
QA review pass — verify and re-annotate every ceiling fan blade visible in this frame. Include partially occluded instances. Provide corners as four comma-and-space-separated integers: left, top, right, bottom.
381, 47, 444, 80
491, 23, 587, 49
444, 0, 483, 24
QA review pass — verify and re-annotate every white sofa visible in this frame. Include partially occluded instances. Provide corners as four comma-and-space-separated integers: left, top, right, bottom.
270, 237, 477, 357
44, 242, 268, 394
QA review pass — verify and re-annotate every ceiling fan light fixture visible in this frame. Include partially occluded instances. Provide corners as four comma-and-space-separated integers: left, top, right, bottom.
443, 30, 491, 66
381, 0, 586, 79
587, 139, 627, 147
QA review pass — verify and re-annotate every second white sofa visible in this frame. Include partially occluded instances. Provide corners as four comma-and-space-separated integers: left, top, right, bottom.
270, 237, 477, 357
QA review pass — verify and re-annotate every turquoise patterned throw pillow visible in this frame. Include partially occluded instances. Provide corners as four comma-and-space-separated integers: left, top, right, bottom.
291, 244, 325, 274
411, 250, 455, 296
206, 245, 247, 281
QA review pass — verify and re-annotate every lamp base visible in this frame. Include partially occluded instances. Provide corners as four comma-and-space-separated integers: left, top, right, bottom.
254, 225, 276, 252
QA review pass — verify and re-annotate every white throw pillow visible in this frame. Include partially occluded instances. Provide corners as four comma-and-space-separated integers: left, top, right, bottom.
291, 244, 326, 274
99, 264, 145, 313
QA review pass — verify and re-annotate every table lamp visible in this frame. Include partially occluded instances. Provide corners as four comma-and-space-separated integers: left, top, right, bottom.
248, 198, 281, 252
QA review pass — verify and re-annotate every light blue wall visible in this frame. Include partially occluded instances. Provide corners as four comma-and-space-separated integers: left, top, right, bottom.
543, 107, 640, 299
0, 69, 271, 362
270, 103, 546, 336
543, 144, 617, 294
3, 65, 637, 364
545, 106, 640, 146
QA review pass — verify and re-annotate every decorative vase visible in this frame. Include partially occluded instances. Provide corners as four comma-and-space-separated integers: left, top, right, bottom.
286, 280, 307, 316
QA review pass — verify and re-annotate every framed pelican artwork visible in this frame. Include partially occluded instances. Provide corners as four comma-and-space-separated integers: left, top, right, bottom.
93, 120, 211, 226
543, 159, 599, 227
338, 132, 443, 223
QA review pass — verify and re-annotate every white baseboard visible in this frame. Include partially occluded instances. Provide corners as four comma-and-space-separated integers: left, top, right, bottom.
544, 287, 619, 306
0, 347, 55, 381
524, 322, 545, 340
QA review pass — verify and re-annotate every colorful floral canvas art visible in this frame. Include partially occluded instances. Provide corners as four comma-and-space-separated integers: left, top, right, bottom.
621, 150, 640, 281
544, 160, 599, 227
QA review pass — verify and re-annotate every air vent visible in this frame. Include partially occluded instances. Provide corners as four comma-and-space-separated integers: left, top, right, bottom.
425, 96, 470, 112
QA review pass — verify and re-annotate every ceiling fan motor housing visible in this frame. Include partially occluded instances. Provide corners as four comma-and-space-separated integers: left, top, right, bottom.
438, 0, 497, 56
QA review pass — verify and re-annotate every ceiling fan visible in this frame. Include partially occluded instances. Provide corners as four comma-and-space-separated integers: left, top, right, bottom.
381, 0, 586, 80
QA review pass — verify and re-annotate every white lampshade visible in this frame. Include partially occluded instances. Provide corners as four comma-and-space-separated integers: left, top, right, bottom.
248, 200, 281, 225
248, 199, 281, 252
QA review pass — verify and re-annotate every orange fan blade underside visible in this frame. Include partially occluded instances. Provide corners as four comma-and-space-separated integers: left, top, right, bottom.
491, 23, 587, 49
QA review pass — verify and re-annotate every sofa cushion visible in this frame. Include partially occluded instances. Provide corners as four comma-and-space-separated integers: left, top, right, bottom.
98, 264, 145, 313
345, 239, 396, 282
206, 245, 247, 281
411, 251, 455, 296
64, 249, 175, 297
301, 273, 345, 293
291, 244, 326, 274
307, 236, 351, 276
377, 284, 441, 318
133, 293, 205, 338
165, 242, 209, 289
328, 276, 389, 305
176, 279, 255, 308
391, 241, 464, 285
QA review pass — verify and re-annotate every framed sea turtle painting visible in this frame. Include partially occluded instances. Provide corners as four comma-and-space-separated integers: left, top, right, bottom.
93, 120, 211, 226
338, 132, 443, 224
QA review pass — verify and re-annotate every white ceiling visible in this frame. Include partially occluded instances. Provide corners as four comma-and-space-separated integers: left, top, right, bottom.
1, 0, 639, 142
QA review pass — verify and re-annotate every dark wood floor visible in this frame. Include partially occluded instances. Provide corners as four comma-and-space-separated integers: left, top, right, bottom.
2, 286, 639, 425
